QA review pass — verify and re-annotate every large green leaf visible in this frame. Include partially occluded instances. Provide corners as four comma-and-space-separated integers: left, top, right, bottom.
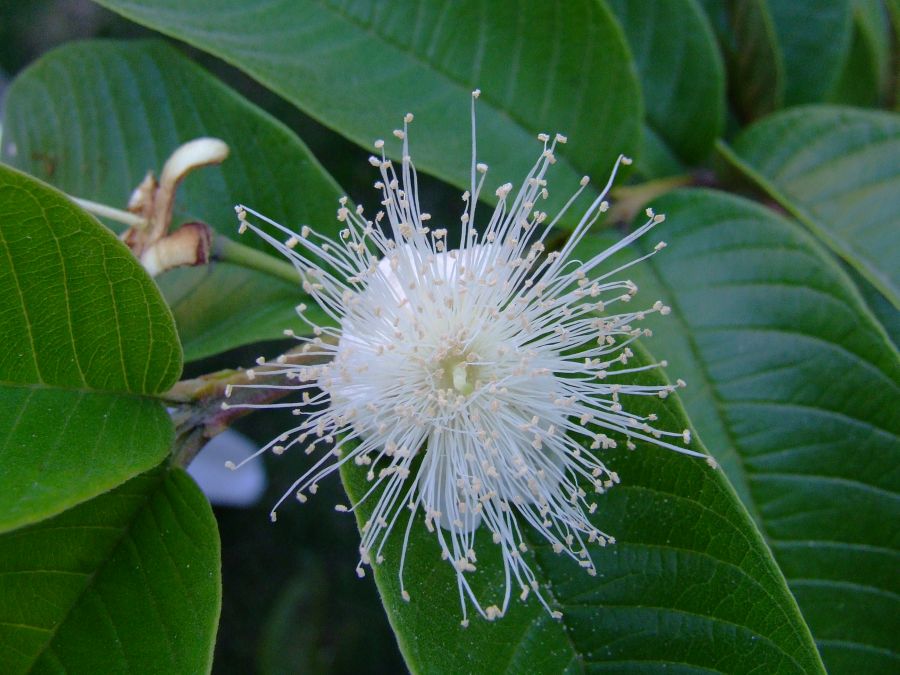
698, 1, 853, 119
606, 0, 725, 166
93, 0, 643, 216
1, 39, 342, 361
340, 347, 825, 673
0, 164, 180, 533
615, 189, 899, 673
723, 105, 900, 307
0, 466, 221, 674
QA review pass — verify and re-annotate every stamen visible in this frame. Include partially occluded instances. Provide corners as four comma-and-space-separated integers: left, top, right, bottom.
232, 94, 707, 626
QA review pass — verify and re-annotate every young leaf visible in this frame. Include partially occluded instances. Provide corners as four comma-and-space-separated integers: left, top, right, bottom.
828, 0, 892, 106
766, 0, 853, 105
0, 467, 221, 674
92, 0, 643, 216
340, 346, 825, 673
723, 105, 900, 307
616, 189, 900, 673
698, 0, 853, 119
606, 0, 725, 166
725, 0, 786, 121
0, 164, 181, 533
1, 40, 343, 361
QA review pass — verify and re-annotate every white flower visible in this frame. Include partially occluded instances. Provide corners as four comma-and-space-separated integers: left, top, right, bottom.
226, 91, 708, 626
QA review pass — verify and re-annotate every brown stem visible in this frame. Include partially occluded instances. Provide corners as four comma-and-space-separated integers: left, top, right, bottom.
167, 345, 332, 468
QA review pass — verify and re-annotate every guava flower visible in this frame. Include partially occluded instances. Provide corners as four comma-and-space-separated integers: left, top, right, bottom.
226, 91, 707, 626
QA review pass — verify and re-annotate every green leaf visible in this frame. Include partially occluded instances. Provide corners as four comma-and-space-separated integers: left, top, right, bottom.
1, 39, 342, 361
340, 347, 825, 673
0, 466, 221, 674
0, 164, 180, 533
637, 125, 686, 179
723, 105, 900, 307
156, 265, 315, 363
891, 0, 900, 110
698, 1, 853, 119
850, 267, 900, 350
92, 0, 643, 216
828, 0, 892, 106
616, 188, 900, 673
724, 0, 786, 121
607, 0, 725, 166
766, 0, 853, 105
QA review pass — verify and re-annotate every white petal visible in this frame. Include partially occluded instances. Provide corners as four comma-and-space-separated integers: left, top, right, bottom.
188, 429, 267, 507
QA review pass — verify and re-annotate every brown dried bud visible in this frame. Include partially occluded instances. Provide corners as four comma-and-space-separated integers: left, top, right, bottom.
140, 221, 212, 277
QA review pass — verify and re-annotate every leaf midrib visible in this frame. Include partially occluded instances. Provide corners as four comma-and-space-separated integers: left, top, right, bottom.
716, 138, 900, 307
637, 241, 761, 523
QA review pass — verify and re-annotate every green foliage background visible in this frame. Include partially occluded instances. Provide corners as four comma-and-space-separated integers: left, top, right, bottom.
0, 1, 897, 673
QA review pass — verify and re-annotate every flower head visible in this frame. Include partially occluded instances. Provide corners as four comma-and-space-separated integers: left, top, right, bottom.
227, 91, 707, 626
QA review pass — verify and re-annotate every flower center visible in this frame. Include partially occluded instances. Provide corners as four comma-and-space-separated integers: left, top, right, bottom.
439, 355, 478, 396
